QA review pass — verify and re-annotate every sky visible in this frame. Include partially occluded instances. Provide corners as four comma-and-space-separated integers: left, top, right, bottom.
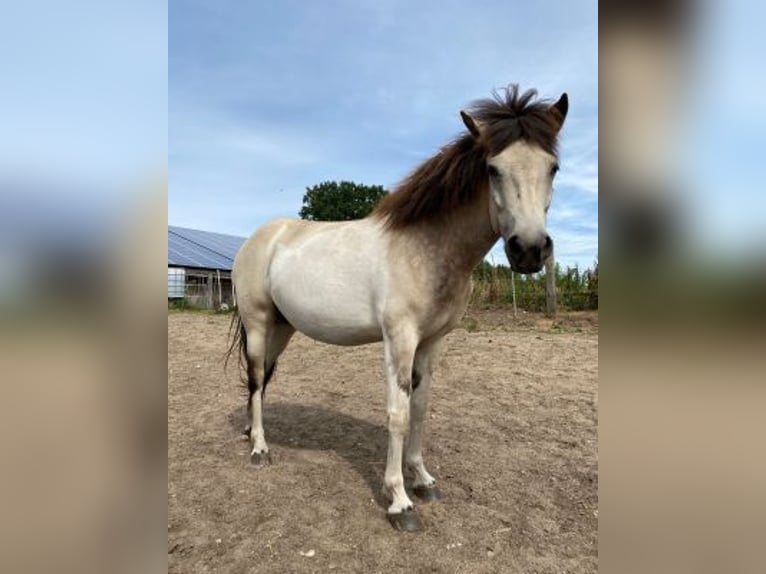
170, 0, 599, 269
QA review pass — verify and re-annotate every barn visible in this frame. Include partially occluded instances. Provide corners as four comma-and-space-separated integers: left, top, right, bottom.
168, 225, 247, 309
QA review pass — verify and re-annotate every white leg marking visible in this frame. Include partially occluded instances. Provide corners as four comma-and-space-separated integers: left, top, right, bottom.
249, 390, 269, 454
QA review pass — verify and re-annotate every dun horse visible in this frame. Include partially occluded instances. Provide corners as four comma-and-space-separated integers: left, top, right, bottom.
228, 85, 568, 531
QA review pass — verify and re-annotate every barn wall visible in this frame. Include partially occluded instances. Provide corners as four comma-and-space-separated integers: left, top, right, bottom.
168, 266, 234, 309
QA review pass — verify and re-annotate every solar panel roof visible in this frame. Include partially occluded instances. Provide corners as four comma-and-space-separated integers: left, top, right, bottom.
168, 225, 248, 271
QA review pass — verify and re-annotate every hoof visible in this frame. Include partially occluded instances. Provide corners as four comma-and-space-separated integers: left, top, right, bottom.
250, 451, 272, 466
413, 485, 443, 503
387, 509, 422, 532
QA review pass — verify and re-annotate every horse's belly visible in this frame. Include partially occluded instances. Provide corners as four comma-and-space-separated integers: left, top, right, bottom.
268, 230, 384, 346
290, 315, 382, 346
275, 289, 383, 346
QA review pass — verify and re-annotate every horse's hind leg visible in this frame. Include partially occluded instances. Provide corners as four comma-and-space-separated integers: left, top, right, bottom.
407, 337, 444, 502
244, 314, 294, 465
242, 315, 270, 464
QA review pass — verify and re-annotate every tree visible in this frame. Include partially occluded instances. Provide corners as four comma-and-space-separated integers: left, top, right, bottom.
299, 180, 388, 221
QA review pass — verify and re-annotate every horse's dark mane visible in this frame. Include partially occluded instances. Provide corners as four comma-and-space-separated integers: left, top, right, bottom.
373, 85, 563, 229
373, 134, 487, 229
469, 84, 563, 157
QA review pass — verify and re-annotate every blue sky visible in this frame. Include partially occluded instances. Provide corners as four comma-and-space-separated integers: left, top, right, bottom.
170, 0, 598, 269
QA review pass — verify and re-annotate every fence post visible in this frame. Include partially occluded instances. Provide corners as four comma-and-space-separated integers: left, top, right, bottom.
216, 269, 222, 308
510, 271, 518, 319
545, 251, 557, 317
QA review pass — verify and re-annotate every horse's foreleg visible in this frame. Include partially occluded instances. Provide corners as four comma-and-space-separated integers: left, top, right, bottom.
382, 325, 421, 531
406, 338, 443, 501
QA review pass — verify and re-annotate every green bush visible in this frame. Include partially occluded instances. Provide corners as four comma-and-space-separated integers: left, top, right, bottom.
471, 261, 598, 311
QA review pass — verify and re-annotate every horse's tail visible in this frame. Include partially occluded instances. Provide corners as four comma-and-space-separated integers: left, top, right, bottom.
224, 305, 250, 394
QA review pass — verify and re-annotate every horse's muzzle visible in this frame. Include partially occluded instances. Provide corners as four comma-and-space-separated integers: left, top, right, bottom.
505, 234, 553, 274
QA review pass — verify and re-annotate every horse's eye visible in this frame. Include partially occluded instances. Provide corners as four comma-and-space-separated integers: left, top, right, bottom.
550, 163, 560, 177
487, 165, 500, 178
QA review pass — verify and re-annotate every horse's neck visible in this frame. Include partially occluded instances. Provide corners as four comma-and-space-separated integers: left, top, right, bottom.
419, 188, 499, 275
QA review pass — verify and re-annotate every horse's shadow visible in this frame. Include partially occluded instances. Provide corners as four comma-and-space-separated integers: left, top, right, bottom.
227, 402, 391, 508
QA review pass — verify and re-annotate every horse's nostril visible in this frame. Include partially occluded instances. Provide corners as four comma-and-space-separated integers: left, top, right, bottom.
508, 235, 524, 256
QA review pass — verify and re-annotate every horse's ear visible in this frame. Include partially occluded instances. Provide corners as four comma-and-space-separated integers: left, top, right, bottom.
460, 110, 482, 138
550, 93, 569, 131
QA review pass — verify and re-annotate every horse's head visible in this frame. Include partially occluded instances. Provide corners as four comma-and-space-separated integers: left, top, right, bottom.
461, 89, 568, 274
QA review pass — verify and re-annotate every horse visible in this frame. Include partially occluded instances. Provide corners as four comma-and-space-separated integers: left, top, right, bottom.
227, 85, 568, 531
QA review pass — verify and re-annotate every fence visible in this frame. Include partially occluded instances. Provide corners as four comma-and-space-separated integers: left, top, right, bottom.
470, 274, 598, 312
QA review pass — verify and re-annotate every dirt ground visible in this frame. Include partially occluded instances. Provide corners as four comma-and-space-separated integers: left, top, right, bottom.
168, 309, 598, 573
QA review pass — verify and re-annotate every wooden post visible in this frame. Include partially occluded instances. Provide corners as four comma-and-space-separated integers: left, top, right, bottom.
510, 271, 518, 319
216, 269, 222, 308
545, 251, 557, 317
